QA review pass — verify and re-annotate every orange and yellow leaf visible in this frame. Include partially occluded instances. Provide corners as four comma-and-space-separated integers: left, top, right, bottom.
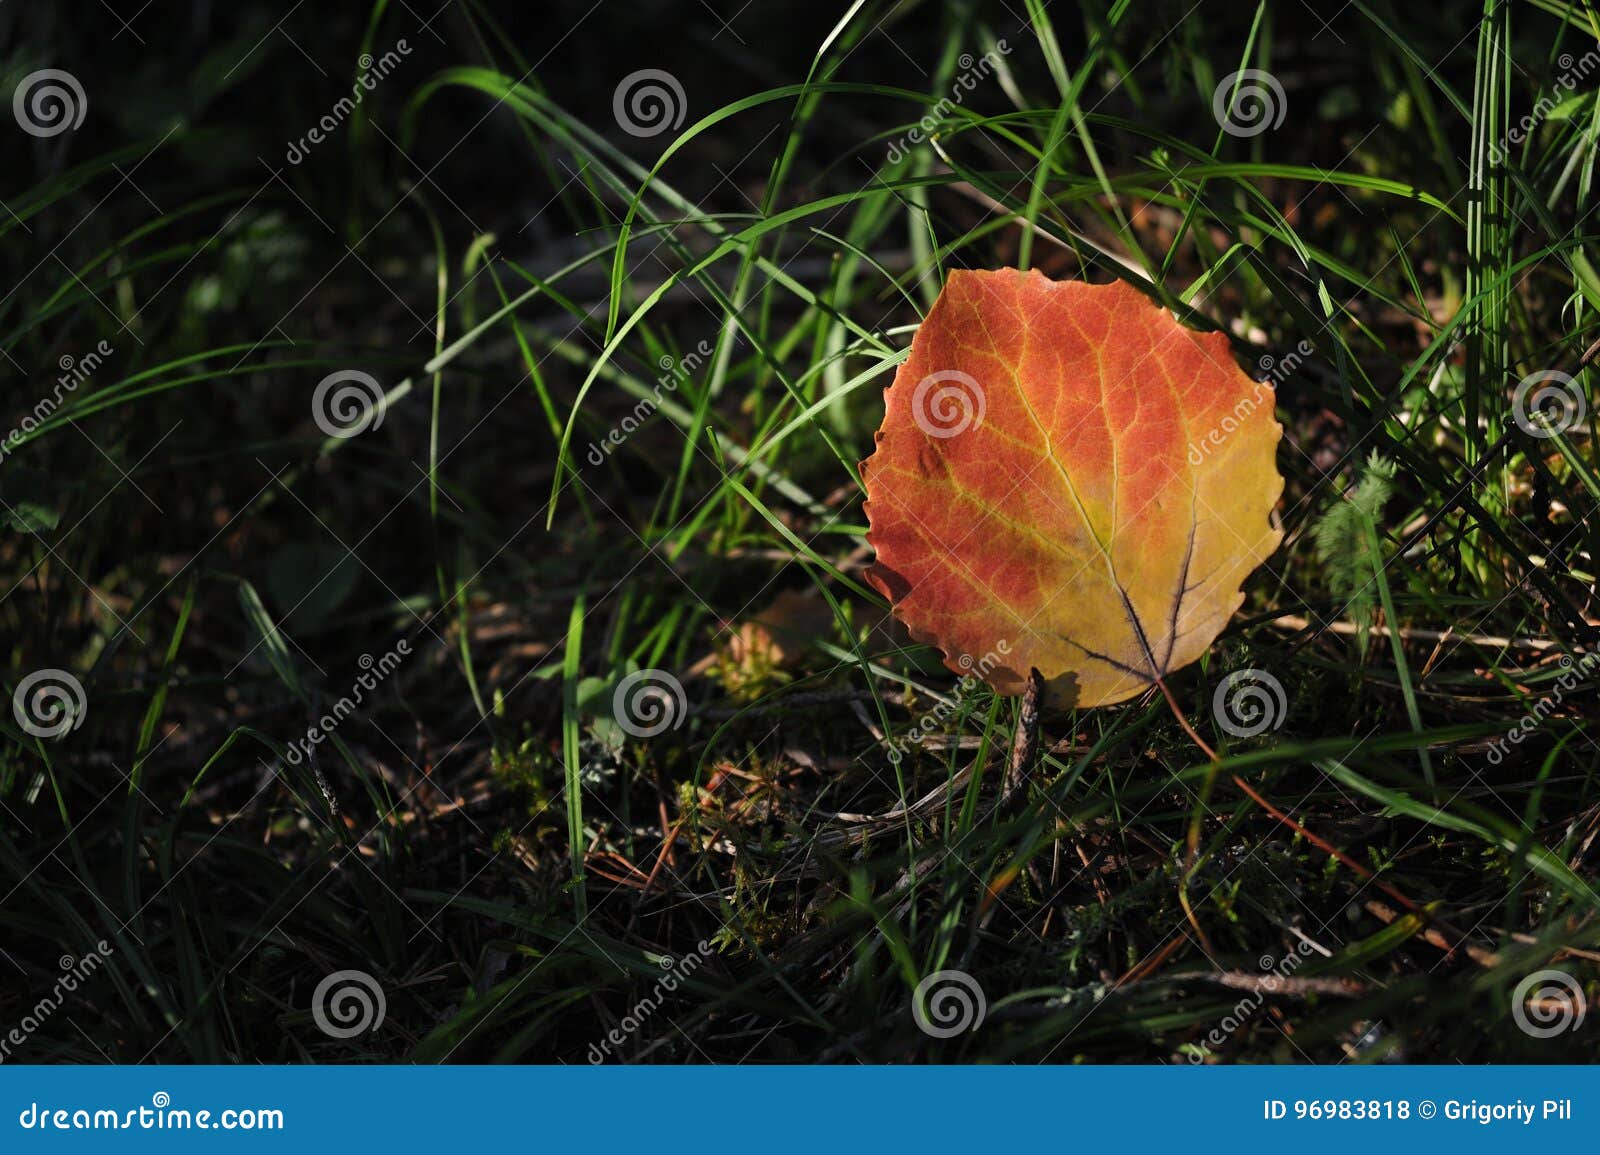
861, 269, 1283, 708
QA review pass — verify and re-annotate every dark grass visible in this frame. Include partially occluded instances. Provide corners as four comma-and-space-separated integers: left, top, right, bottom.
2, 0, 1599, 1063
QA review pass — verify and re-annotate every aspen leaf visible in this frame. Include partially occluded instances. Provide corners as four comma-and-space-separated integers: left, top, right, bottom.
861, 269, 1283, 708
